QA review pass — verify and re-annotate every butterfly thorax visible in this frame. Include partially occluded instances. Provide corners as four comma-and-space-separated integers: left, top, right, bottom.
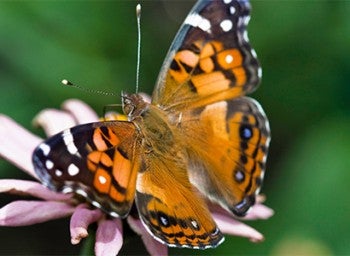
122, 93, 176, 155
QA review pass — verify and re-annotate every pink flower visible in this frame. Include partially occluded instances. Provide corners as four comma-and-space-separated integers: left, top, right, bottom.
0, 99, 273, 255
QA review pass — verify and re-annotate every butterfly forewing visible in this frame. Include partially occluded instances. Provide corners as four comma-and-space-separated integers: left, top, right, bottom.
33, 121, 140, 217
152, 0, 260, 110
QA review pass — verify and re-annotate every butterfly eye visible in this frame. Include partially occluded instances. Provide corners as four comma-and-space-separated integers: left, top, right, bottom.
122, 95, 135, 116
124, 104, 135, 117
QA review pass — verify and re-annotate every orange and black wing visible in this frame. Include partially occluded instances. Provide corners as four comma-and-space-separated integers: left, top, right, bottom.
32, 121, 140, 217
135, 152, 224, 249
181, 97, 270, 216
152, 0, 260, 110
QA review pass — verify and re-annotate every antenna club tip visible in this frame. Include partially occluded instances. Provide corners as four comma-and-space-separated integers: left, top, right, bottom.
62, 79, 72, 86
136, 4, 141, 17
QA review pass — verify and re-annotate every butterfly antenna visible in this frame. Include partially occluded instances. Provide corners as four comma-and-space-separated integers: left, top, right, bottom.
135, 4, 141, 94
62, 79, 117, 96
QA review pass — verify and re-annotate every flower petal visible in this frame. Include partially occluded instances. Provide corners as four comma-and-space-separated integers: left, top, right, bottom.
0, 115, 41, 178
0, 179, 71, 201
127, 216, 168, 256
95, 218, 123, 256
212, 211, 264, 242
244, 203, 274, 220
62, 99, 99, 124
0, 200, 75, 226
33, 109, 76, 136
70, 204, 103, 245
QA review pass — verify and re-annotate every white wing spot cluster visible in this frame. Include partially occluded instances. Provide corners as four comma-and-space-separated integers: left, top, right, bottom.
220, 19, 233, 32
184, 13, 211, 32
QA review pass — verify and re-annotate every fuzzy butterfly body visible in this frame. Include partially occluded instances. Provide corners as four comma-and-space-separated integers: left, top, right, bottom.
32, 0, 270, 249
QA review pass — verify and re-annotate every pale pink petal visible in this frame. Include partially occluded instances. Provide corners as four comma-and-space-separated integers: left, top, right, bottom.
95, 218, 123, 256
0, 200, 75, 226
0, 179, 71, 201
70, 204, 104, 245
127, 216, 168, 256
33, 109, 76, 136
244, 203, 274, 220
0, 115, 41, 178
208, 201, 274, 221
212, 212, 264, 242
62, 99, 99, 124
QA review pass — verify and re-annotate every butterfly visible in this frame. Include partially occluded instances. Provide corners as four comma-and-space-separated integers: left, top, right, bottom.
32, 0, 270, 249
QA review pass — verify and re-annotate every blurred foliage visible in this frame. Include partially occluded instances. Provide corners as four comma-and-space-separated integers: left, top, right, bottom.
0, 0, 349, 255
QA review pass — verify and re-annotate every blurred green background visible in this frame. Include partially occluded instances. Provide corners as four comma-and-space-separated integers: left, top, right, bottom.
0, 0, 349, 255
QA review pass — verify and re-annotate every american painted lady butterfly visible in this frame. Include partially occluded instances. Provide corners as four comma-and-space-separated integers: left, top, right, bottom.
32, 0, 270, 249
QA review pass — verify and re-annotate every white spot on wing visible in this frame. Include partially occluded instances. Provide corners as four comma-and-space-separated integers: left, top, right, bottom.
258, 67, 262, 79
63, 129, 78, 155
39, 143, 50, 156
220, 19, 233, 32
55, 169, 63, 177
243, 30, 249, 42
230, 6, 236, 15
244, 15, 251, 26
45, 160, 54, 170
68, 163, 79, 176
92, 200, 101, 209
160, 216, 169, 226
98, 175, 107, 184
62, 187, 73, 193
191, 220, 199, 229
76, 188, 88, 198
184, 13, 211, 32
251, 48, 258, 58
109, 211, 119, 218
225, 54, 233, 64
223, 0, 232, 3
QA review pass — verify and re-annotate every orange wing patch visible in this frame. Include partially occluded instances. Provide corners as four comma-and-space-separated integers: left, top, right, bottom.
169, 40, 247, 97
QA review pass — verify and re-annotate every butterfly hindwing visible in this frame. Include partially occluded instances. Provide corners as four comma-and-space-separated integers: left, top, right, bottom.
180, 97, 270, 216
135, 152, 224, 249
152, 0, 260, 110
33, 121, 140, 217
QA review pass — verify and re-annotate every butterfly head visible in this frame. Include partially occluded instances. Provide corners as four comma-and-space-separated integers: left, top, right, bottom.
121, 92, 149, 120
